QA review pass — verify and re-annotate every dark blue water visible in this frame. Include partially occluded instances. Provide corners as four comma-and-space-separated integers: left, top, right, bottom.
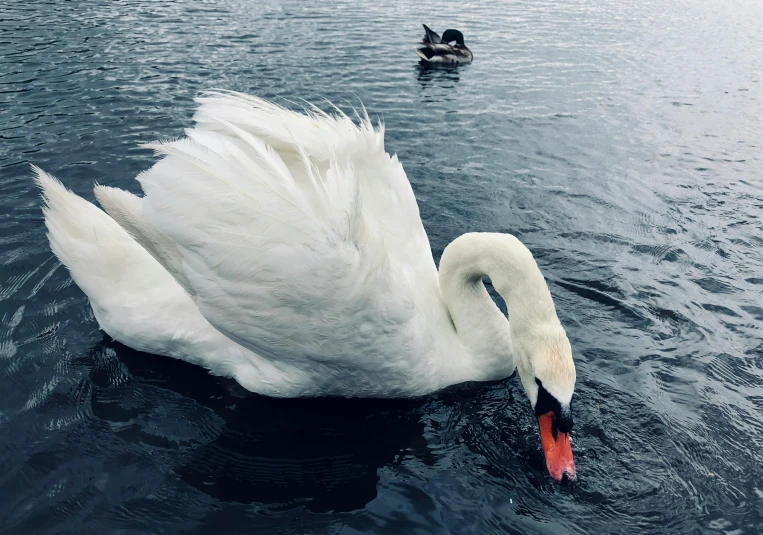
2, 0, 763, 533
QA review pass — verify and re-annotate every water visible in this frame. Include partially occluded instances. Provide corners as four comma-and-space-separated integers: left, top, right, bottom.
1, 0, 762, 533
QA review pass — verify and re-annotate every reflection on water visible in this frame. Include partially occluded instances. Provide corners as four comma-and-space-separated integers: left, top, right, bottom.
416, 62, 463, 83
174, 403, 429, 513
93, 341, 434, 513
416, 62, 462, 103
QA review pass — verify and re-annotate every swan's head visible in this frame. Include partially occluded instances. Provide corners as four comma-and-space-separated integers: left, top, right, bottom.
514, 325, 576, 482
437, 231, 577, 481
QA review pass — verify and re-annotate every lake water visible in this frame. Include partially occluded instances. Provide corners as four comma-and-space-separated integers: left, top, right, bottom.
1, 0, 762, 533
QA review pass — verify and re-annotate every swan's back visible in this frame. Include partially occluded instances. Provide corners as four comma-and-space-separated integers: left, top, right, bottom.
102, 91, 455, 395
187, 92, 433, 275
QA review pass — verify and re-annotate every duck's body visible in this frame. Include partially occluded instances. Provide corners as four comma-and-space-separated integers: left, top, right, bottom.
416, 24, 473, 64
36, 91, 576, 480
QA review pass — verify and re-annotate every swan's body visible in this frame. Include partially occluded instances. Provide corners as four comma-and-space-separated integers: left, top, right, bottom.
36, 91, 576, 479
416, 24, 473, 64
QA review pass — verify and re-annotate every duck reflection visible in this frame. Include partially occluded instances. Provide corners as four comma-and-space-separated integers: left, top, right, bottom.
416, 62, 462, 85
416, 62, 464, 104
88, 340, 436, 513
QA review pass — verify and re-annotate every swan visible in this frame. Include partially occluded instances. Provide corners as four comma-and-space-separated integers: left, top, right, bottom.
34, 91, 576, 481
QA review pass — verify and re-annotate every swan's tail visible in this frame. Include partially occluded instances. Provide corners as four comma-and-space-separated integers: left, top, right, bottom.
33, 166, 278, 383
33, 166, 159, 299
33, 165, 207, 352
35, 166, 118, 286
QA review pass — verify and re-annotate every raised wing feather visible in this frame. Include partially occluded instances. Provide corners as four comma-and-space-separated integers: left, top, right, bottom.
135, 92, 449, 375
94, 184, 195, 296
422, 24, 442, 44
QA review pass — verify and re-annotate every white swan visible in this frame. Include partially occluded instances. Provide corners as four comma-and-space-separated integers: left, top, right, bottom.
35, 91, 576, 480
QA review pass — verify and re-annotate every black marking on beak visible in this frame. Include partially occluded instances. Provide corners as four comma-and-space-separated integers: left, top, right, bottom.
535, 378, 573, 433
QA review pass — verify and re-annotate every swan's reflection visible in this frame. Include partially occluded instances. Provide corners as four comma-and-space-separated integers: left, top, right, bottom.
174, 395, 432, 512
89, 340, 436, 513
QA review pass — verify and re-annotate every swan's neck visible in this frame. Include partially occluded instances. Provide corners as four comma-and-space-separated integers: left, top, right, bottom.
438, 232, 565, 386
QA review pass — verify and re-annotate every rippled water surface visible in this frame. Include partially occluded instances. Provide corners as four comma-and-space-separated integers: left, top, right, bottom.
2, 0, 763, 533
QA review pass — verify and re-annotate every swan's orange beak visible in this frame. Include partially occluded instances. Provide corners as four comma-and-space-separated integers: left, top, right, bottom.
538, 412, 576, 481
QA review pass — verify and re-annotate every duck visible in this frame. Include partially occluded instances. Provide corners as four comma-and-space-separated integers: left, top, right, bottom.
416, 24, 473, 64
34, 90, 576, 481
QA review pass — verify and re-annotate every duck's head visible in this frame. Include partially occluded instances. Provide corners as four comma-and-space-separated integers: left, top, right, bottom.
441, 29, 467, 48
513, 326, 577, 482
